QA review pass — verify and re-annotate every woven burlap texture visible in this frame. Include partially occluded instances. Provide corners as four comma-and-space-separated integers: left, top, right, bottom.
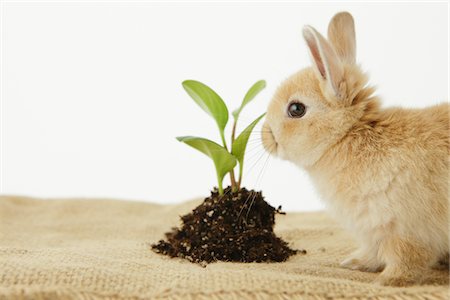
0, 195, 448, 300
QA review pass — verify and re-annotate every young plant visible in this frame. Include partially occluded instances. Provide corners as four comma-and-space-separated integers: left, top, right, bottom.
177, 80, 266, 195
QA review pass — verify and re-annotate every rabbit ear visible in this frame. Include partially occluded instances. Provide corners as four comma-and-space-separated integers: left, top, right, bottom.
327, 12, 356, 64
303, 25, 344, 98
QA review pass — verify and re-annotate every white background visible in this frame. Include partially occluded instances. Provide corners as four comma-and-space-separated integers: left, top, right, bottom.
1, 2, 448, 211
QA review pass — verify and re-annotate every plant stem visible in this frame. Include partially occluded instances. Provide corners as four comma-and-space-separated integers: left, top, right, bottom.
237, 164, 243, 190
231, 121, 237, 143
230, 171, 237, 192
217, 173, 224, 195
220, 131, 228, 151
221, 129, 238, 192
231, 119, 241, 191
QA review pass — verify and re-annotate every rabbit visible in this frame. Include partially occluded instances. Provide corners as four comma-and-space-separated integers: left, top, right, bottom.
261, 11, 449, 286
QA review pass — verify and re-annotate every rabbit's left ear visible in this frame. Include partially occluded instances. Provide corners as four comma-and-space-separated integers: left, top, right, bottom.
303, 25, 344, 98
327, 12, 356, 64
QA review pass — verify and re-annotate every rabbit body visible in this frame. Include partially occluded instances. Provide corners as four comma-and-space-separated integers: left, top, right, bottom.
308, 100, 449, 284
262, 12, 449, 286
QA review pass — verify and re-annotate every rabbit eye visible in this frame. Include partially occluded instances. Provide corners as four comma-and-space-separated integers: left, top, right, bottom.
287, 102, 306, 118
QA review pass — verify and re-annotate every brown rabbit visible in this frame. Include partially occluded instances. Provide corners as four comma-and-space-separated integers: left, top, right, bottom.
262, 12, 449, 286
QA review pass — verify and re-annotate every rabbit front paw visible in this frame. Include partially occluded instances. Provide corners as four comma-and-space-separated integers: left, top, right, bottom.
375, 267, 422, 287
340, 257, 383, 272
340, 251, 383, 272
375, 236, 430, 286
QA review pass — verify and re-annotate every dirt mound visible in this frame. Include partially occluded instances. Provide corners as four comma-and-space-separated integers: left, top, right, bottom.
152, 187, 302, 264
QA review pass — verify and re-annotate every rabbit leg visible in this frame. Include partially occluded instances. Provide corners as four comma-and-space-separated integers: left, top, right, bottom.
375, 236, 431, 286
340, 246, 384, 272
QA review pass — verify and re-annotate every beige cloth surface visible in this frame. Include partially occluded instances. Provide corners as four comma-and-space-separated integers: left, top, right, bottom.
0, 195, 448, 300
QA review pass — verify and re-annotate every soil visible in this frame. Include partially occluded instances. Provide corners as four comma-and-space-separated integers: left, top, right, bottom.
152, 187, 304, 264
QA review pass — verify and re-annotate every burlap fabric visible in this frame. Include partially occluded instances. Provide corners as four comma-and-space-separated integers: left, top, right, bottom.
0, 196, 448, 299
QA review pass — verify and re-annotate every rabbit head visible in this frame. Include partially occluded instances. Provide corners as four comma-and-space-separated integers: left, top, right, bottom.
262, 12, 378, 167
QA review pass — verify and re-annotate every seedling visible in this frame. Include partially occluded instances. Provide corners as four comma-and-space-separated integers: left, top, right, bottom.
152, 79, 301, 264
177, 80, 266, 195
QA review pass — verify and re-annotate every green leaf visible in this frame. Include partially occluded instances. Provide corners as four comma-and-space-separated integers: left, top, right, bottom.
232, 80, 266, 121
177, 136, 237, 194
231, 113, 266, 173
182, 80, 229, 141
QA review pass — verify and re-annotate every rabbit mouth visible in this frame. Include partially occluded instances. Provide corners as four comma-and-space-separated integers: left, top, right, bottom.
262, 123, 278, 155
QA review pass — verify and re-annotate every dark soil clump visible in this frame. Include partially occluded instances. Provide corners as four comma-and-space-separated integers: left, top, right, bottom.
152, 187, 302, 264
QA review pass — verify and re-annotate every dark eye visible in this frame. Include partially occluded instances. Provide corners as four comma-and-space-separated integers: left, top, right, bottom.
287, 102, 306, 118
